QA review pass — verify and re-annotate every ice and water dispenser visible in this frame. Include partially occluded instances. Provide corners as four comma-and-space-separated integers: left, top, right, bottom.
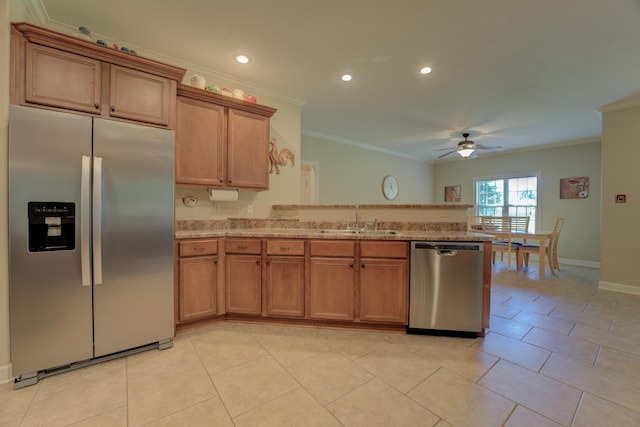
28, 202, 75, 252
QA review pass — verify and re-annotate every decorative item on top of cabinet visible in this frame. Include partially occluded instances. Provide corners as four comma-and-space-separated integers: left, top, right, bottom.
268, 138, 295, 174
175, 85, 277, 189
10, 22, 185, 127
178, 239, 219, 323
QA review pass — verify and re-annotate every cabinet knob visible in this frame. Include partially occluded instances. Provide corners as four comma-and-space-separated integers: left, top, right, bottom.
214, 260, 218, 264
94, 103, 100, 109
110, 105, 116, 112
349, 263, 354, 268
256, 260, 260, 264
361, 264, 365, 268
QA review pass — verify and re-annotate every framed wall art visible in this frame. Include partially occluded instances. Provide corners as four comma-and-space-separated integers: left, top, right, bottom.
560, 176, 589, 199
444, 185, 461, 202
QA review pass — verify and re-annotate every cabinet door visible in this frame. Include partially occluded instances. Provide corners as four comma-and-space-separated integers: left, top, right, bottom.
24, 43, 101, 114
359, 258, 408, 324
109, 65, 173, 126
179, 256, 217, 322
227, 108, 269, 189
266, 256, 305, 317
175, 97, 225, 185
309, 257, 355, 321
226, 254, 262, 314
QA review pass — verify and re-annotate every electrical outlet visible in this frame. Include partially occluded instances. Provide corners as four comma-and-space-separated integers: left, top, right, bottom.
247, 204, 253, 214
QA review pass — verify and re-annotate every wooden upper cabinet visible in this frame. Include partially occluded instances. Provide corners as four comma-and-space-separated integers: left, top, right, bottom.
227, 108, 270, 189
175, 85, 277, 190
11, 22, 185, 128
109, 65, 174, 126
176, 96, 225, 185
24, 43, 102, 114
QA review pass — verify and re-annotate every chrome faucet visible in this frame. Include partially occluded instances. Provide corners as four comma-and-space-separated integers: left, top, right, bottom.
354, 204, 360, 230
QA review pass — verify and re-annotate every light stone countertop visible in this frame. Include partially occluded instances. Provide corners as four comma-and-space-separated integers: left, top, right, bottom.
175, 228, 494, 242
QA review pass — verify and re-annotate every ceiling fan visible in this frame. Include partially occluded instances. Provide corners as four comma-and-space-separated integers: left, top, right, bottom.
437, 133, 503, 159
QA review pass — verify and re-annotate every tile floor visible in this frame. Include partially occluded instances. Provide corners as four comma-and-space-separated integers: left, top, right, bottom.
2, 261, 640, 426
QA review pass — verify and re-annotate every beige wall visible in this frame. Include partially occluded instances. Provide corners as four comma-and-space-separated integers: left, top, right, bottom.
301, 134, 434, 204
433, 142, 602, 265
600, 104, 640, 293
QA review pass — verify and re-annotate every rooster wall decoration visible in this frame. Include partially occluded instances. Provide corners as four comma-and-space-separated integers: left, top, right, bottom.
268, 138, 295, 174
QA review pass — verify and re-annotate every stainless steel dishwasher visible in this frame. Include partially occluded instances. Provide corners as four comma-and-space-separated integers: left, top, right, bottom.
408, 241, 484, 336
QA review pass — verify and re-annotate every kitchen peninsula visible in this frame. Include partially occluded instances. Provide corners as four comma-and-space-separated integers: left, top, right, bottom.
174, 204, 494, 337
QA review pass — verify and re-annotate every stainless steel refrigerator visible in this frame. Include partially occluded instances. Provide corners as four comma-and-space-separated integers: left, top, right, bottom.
9, 105, 175, 387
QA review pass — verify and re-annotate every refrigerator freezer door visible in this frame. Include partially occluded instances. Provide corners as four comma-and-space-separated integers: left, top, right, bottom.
9, 105, 94, 376
92, 119, 175, 357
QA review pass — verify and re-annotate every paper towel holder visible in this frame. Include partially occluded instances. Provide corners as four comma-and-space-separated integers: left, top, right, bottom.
207, 188, 239, 201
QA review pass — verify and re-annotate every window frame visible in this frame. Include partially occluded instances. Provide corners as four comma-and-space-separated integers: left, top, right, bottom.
473, 171, 542, 232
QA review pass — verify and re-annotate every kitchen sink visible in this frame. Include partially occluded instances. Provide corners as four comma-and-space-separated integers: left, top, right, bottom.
317, 229, 400, 236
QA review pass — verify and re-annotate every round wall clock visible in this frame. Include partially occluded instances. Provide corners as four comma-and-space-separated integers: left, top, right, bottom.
382, 175, 399, 200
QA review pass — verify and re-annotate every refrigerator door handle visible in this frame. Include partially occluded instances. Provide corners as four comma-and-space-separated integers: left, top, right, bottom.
92, 156, 103, 285
81, 156, 91, 287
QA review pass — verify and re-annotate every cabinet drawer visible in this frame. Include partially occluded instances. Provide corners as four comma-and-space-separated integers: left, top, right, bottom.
226, 238, 262, 254
309, 240, 355, 257
179, 239, 218, 257
266, 240, 305, 256
360, 241, 408, 259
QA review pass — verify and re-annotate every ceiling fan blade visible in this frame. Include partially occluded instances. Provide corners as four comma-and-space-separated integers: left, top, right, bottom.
476, 144, 504, 151
438, 149, 458, 159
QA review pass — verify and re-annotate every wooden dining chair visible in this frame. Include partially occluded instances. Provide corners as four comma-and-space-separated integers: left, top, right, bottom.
467, 215, 484, 231
510, 216, 530, 233
520, 217, 565, 274
482, 216, 519, 270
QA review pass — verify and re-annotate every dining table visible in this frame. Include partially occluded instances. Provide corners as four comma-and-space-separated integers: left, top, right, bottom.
485, 230, 553, 277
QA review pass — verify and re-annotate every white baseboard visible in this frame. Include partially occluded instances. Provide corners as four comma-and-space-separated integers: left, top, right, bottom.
598, 281, 640, 295
0, 363, 12, 385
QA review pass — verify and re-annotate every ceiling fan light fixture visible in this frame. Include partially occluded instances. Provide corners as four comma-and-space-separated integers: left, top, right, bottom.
458, 148, 475, 157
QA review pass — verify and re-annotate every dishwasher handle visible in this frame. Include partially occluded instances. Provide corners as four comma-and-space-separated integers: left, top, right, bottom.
437, 249, 458, 256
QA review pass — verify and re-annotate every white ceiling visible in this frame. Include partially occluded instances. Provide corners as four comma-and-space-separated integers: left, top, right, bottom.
31, 0, 640, 161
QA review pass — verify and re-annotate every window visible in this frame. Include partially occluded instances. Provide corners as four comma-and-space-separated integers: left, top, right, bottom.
474, 172, 540, 232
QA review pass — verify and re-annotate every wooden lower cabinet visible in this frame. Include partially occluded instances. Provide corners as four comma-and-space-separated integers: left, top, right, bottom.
309, 257, 356, 321
226, 254, 262, 315
177, 239, 219, 323
265, 256, 305, 317
359, 258, 408, 323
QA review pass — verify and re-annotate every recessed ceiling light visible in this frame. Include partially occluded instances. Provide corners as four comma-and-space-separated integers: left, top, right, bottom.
341, 74, 352, 82
235, 55, 250, 64
420, 66, 432, 75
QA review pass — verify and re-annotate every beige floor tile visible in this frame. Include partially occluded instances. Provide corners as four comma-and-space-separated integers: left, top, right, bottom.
20, 360, 126, 427
234, 387, 341, 427
354, 343, 440, 393
502, 297, 556, 316
549, 307, 612, 331
570, 323, 640, 356
504, 405, 562, 427
490, 302, 523, 319
408, 368, 515, 427
523, 327, 600, 364
415, 342, 499, 382
287, 350, 373, 405
212, 355, 299, 417
177, 321, 246, 343
252, 333, 329, 367
316, 328, 387, 360
68, 406, 127, 426
127, 360, 217, 426
573, 392, 640, 426
126, 338, 201, 378
542, 352, 640, 413
144, 397, 234, 427
479, 359, 581, 425
488, 315, 532, 339
476, 331, 551, 371
596, 346, 640, 380
0, 382, 38, 425
328, 378, 440, 427
194, 333, 268, 375
512, 310, 575, 335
